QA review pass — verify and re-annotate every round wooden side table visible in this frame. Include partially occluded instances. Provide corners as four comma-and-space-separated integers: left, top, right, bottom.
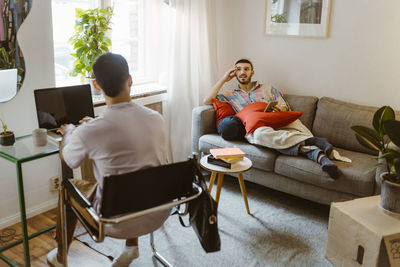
200, 155, 252, 214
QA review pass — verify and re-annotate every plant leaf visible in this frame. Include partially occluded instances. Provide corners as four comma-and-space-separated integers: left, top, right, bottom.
75, 8, 85, 17
380, 149, 400, 160
363, 162, 384, 175
351, 125, 382, 151
393, 158, 400, 176
373, 106, 385, 132
373, 106, 395, 135
384, 120, 400, 148
355, 134, 381, 152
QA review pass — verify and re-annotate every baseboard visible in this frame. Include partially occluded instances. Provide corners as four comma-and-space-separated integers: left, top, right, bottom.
0, 199, 58, 229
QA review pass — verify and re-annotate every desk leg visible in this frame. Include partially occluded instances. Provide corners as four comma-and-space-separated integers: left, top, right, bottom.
237, 173, 250, 214
215, 173, 224, 203
16, 162, 30, 266
208, 172, 217, 193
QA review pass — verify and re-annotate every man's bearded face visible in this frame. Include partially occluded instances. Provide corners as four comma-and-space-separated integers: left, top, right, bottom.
235, 63, 254, 85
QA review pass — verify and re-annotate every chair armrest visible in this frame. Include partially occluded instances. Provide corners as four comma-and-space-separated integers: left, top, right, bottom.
100, 183, 202, 224
192, 105, 217, 153
62, 179, 102, 241
62, 179, 92, 209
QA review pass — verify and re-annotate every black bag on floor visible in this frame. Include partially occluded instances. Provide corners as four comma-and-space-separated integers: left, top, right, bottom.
178, 160, 221, 253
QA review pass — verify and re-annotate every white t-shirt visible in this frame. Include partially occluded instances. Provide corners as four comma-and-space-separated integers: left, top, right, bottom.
62, 101, 168, 212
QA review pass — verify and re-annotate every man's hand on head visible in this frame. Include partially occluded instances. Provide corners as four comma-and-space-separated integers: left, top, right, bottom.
223, 68, 236, 83
204, 67, 236, 105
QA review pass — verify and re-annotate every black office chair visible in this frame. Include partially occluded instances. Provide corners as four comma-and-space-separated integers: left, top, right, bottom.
59, 159, 202, 267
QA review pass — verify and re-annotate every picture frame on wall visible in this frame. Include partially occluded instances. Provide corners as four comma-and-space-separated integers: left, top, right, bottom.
265, 0, 332, 37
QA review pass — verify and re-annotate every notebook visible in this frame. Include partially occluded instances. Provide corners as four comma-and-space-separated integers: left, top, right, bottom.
34, 84, 94, 141
210, 147, 245, 159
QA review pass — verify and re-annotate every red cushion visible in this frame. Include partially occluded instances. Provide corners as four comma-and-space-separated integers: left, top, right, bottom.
236, 102, 304, 134
211, 98, 236, 127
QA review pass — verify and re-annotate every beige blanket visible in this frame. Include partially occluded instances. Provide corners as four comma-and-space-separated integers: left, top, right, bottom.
245, 119, 312, 149
245, 119, 352, 162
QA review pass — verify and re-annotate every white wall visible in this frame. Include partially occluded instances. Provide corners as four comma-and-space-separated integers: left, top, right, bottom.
0, 0, 59, 228
215, 0, 400, 109
0, 0, 55, 136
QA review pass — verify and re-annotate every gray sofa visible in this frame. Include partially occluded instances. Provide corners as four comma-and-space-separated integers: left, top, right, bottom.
192, 95, 399, 205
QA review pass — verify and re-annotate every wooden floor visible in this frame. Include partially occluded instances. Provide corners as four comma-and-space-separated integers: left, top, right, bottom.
0, 209, 109, 266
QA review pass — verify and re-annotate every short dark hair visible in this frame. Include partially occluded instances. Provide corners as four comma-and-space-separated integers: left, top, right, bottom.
92, 52, 130, 97
235, 58, 253, 70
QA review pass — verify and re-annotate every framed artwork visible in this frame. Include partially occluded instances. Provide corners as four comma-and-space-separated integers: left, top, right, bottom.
265, 0, 332, 37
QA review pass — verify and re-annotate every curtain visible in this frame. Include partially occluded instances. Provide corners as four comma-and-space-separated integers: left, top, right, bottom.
165, 0, 217, 162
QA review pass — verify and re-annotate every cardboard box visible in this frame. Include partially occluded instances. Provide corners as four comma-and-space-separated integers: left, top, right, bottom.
325, 196, 400, 267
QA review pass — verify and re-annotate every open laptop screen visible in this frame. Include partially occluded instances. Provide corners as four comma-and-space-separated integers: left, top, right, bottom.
34, 84, 94, 130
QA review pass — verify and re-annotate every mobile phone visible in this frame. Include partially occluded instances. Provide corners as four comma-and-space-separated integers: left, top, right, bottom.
264, 101, 278, 112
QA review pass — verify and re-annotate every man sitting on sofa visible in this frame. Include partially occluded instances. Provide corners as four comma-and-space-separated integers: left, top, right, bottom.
203, 58, 339, 179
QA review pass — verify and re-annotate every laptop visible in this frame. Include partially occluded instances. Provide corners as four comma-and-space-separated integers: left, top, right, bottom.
34, 84, 94, 141
0, 69, 18, 102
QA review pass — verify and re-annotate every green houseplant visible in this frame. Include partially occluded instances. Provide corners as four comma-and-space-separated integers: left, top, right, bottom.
0, 117, 15, 146
68, 7, 113, 85
351, 106, 400, 214
271, 13, 288, 23
0, 47, 24, 86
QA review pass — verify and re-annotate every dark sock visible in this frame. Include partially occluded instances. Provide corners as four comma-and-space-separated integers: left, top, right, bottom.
305, 137, 333, 157
320, 156, 339, 179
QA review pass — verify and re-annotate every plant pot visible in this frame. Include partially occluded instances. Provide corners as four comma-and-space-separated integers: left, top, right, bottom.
0, 131, 15, 146
379, 172, 400, 215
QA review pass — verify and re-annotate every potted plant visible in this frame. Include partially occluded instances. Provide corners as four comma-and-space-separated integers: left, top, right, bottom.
68, 7, 113, 94
0, 47, 25, 87
351, 106, 400, 214
0, 117, 15, 146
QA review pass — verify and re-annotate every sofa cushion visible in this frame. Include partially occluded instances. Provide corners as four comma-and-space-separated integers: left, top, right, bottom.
312, 97, 384, 155
199, 134, 279, 172
212, 98, 236, 127
274, 147, 377, 197
284, 94, 318, 130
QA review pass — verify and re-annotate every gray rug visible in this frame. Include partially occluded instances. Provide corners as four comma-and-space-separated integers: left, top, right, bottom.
75, 175, 333, 266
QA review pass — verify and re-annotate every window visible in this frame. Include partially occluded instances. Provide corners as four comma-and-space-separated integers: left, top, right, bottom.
52, 0, 167, 88
111, 0, 143, 76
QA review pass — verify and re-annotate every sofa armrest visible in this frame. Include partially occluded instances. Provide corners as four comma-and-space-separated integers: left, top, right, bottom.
192, 105, 217, 153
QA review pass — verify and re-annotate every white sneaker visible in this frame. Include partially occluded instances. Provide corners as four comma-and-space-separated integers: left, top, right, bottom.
111, 246, 139, 267
47, 248, 65, 267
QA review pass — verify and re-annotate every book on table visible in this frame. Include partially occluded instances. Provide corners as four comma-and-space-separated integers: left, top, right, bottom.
210, 147, 245, 159
207, 155, 231, 168
220, 157, 243, 164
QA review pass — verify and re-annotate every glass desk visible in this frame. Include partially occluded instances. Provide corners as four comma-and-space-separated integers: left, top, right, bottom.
0, 135, 59, 267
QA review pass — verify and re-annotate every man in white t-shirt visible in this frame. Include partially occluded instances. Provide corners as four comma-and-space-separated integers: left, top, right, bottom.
47, 53, 168, 267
